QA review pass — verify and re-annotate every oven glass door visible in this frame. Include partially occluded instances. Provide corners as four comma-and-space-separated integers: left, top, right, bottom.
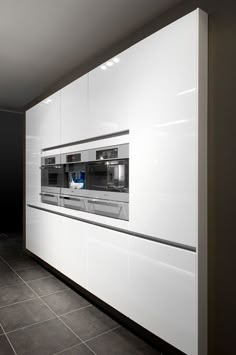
87, 159, 129, 193
41, 165, 63, 188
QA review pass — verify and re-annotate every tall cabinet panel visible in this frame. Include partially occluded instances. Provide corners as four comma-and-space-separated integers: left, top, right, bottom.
26, 104, 41, 204
61, 74, 89, 144
40, 91, 61, 149
128, 10, 202, 248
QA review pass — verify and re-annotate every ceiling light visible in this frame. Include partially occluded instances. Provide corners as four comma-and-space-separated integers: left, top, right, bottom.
106, 61, 114, 67
112, 57, 120, 63
100, 65, 107, 70
43, 98, 52, 104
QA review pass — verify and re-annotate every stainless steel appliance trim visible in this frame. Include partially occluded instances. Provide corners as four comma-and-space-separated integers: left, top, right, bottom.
88, 143, 129, 161
41, 154, 60, 166
60, 188, 129, 202
61, 150, 89, 164
87, 199, 121, 208
41, 186, 61, 194
27, 204, 196, 253
59, 196, 82, 202
42, 130, 129, 152
40, 193, 57, 198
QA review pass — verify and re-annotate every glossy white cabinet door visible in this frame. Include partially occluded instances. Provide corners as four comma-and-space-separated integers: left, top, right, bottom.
128, 10, 204, 248
61, 74, 89, 143
40, 91, 61, 149
26, 104, 41, 204
86, 224, 130, 313
128, 237, 197, 355
26, 207, 87, 288
59, 216, 87, 288
26, 206, 62, 267
88, 50, 134, 137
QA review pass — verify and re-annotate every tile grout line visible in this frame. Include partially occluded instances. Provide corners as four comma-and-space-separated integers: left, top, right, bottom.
0, 318, 18, 355
6, 317, 57, 335
0, 275, 56, 291
0, 256, 97, 355
53, 325, 121, 355
84, 325, 121, 344
0, 282, 23, 290
0, 296, 39, 310
58, 304, 92, 317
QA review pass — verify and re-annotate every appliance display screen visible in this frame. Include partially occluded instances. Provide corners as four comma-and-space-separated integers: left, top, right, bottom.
96, 148, 118, 160
45, 157, 55, 165
67, 153, 81, 163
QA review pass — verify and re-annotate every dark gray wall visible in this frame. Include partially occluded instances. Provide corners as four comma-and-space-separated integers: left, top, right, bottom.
0, 110, 24, 234
208, 8, 236, 355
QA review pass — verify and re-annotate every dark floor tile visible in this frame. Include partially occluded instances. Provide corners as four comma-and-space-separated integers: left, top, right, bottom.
58, 343, 94, 355
0, 283, 36, 308
0, 263, 23, 288
7, 256, 37, 271
17, 264, 51, 281
8, 318, 80, 355
87, 327, 161, 355
61, 305, 118, 341
0, 335, 15, 354
0, 297, 55, 332
42, 288, 90, 316
0, 247, 26, 261
27, 276, 68, 296
0, 324, 3, 334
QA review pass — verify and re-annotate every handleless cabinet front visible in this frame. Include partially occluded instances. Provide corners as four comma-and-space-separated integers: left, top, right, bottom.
88, 50, 134, 137
61, 74, 89, 144
26, 104, 41, 204
40, 91, 61, 149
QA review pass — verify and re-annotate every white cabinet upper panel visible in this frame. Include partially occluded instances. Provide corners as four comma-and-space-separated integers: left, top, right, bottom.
61, 74, 89, 144
40, 91, 61, 149
128, 10, 200, 247
128, 237, 197, 355
88, 50, 133, 137
26, 104, 41, 204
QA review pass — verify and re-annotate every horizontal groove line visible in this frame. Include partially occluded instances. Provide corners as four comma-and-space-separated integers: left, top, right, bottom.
27, 204, 196, 253
42, 130, 129, 151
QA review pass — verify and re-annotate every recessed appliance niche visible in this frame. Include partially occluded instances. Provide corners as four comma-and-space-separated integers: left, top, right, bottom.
40, 143, 129, 220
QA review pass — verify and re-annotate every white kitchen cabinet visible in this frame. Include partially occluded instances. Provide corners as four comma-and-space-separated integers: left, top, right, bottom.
86, 223, 130, 313
26, 9, 207, 355
61, 74, 89, 144
88, 49, 134, 137
26, 206, 87, 288
40, 91, 60, 149
26, 206, 62, 267
128, 10, 207, 248
127, 237, 197, 355
26, 205, 197, 355
26, 104, 41, 204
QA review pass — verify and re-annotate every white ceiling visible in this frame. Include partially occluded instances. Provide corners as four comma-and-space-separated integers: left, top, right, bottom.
0, 0, 183, 111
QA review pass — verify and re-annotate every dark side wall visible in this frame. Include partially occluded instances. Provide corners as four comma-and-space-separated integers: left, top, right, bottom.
208, 7, 236, 355
0, 110, 24, 234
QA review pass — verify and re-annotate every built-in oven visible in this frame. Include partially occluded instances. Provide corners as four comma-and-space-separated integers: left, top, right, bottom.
41, 155, 63, 206
60, 144, 129, 220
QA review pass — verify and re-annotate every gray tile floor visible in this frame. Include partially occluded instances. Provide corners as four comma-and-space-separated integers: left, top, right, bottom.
0, 234, 162, 355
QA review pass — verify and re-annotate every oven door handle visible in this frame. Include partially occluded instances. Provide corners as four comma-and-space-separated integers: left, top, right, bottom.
87, 199, 120, 208
59, 196, 82, 202
40, 193, 55, 198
